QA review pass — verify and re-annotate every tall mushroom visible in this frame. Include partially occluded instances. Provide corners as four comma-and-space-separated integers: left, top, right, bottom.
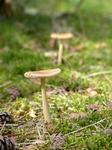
24, 68, 61, 123
50, 33, 73, 65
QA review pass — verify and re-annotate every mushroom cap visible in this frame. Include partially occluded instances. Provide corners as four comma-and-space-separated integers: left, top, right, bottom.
50, 33, 73, 40
24, 68, 61, 79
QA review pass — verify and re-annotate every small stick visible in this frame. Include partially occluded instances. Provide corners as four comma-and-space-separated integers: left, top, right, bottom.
0, 123, 39, 127
0, 81, 12, 88
19, 122, 40, 127
0, 121, 6, 133
66, 118, 107, 135
16, 140, 48, 146
0, 124, 18, 127
36, 124, 42, 139
87, 70, 112, 78
16, 113, 29, 121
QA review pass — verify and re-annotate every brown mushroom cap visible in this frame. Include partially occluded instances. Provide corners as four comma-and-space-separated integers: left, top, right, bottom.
24, 68, 61, 79
50, 33, 73, 40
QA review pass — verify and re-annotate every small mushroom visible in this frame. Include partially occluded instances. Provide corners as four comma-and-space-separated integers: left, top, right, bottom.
24, 68, 61, 123
50, 33, 73, 65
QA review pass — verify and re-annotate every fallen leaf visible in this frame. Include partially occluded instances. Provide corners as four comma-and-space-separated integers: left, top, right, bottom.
71, 71, 81, 79
65, 44, 86, 52
101, 129, 112, 135
106, 100, 112, 110
14, 101, 36, 118
68, 112, 87, 119
49, 39, 57, 48
78, 87, 98, 96
94, 42, 106, 49
86, 104, 100, 111
86, 87, 97, 96
29, 108, 36, 118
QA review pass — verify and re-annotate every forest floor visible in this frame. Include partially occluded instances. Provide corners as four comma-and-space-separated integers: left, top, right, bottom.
0, 0, 112, 149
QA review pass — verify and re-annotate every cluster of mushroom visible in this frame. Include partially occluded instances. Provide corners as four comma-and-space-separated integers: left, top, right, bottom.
24, 32, 73, 123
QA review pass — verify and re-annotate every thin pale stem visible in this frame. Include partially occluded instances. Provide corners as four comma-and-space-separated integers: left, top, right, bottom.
58, 40, 63, 65
41, 78, 51, 123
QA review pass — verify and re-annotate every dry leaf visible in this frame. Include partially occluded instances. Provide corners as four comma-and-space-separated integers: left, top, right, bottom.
101, 129, 112, 135
71, 71, 81, 79
14, 101, 36, 118
86, 104, 100, 111
68, 112, 87, 119
29, 108, 36, 118
94, 42, 106, 49
106, 100, 112, 110
65, 44, 86, 52
78, 87, 97, 96
86, 87, 97, 96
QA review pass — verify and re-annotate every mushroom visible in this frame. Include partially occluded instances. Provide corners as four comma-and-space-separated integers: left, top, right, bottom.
50, 33, 73, 65
24, 68, 61, 123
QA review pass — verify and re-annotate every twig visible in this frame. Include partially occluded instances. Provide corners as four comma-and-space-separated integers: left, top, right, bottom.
0, 124, 18, 127
16, 113, 29, 121
66, 118, 107, 135
0, 123, 39, 127
0, 81, 12, 88
16, 140, 48, 146
86, 71, 112, 78
36, 124, 42, 140
19, 122, 40, 127
0, 121, 6, 133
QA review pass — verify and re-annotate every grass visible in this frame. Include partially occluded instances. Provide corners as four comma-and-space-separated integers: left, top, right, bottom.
0, 0, 112, 149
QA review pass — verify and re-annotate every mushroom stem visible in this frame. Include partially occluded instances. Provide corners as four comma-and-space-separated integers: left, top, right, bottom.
41, 78, 52, 123
58, 40, 63, 65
